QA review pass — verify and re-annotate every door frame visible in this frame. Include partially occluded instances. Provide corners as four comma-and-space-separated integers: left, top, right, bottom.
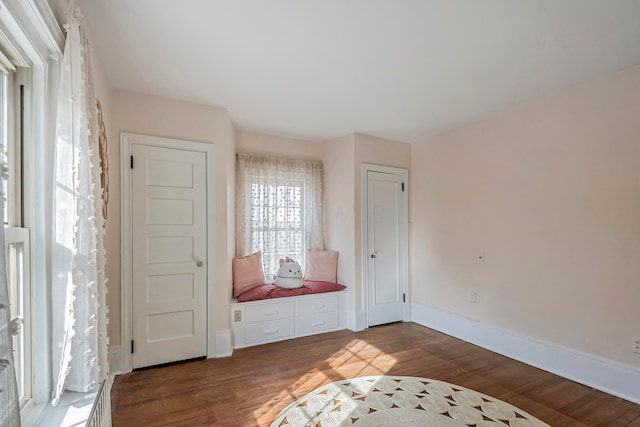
120, 133, 216, 373
361, 164, 410, 327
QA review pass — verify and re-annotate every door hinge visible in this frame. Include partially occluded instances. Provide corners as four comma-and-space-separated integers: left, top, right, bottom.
403, 293, 406, 303
130, 155, 134, 169
131, 340, 134, 354
401, 182, 405, 192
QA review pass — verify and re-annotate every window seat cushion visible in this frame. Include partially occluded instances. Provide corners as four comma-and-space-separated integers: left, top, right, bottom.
301, 280, 346, 294
237, 281, 346, 302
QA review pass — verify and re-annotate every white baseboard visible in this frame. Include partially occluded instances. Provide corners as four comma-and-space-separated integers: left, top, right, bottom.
215, 329, 233, 358
411, 303, 640, 404
347, 310, 367, 331
110, 334, 232, 371
108, 345, 122, 376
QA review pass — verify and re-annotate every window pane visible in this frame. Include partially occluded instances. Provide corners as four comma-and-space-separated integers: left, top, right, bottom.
249, 182, 306, 273
6, 240, 26, 402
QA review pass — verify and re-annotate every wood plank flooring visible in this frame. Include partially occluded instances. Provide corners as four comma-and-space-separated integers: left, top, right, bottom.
111, 322, 640, 426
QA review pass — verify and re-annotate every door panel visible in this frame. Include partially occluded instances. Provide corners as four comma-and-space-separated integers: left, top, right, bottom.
367, 170, 406, 327
147, 199, 194, 225
132, 144, 207, 369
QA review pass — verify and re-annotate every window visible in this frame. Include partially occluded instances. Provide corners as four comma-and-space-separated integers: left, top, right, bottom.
1, 57, 31, 408
250, 182, 304, 263
236, 154, 324, 279
0, 55, 31, 408
0, 1, 63, 421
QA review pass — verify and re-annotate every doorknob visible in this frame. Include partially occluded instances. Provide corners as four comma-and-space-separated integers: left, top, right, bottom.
371, 254, 376, 259
195, 258, 204, 267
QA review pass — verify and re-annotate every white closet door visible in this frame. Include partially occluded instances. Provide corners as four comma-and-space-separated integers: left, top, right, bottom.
366, 170, 407, 327
131, 143, 207, 369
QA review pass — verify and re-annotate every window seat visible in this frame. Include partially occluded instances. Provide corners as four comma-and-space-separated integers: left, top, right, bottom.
230, 289, 347, 348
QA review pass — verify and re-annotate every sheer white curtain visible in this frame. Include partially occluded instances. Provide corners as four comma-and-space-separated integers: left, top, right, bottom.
0, 158, 20, 426
51, 0, 108, 405
236, 153, 324, 279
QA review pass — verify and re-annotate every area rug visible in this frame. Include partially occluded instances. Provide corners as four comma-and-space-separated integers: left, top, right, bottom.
271, 376, 550, 427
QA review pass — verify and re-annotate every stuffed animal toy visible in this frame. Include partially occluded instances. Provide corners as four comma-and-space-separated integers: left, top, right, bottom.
275, 257, 303, 289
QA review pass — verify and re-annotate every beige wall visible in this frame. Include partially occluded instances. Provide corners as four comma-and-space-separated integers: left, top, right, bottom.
109, 90, 236, 344
94, 57, 117, 346
236, 130, 323, 160
46, 0, 66, 29
224, 117, 236, 333
411, 66, 640, 368
323, 135, 357, 310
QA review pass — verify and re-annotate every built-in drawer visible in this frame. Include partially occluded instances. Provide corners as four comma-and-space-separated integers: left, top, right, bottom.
295, 311, 340, 336
295, 294, 339, 316
245, 318, 295, 344
245, 301, 295, 324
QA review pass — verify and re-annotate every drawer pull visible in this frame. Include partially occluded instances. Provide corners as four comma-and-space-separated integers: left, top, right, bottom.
312, 321, 326, 327
264, 310, 279, 316
264, 328, 279, 335
312, 304, 325, 309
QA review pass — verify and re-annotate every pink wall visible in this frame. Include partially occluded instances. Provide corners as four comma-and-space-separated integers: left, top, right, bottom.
323, 133, 411, 322
411, 66, 640, 367
353, 134, 412, 319
323, 134, 357, 303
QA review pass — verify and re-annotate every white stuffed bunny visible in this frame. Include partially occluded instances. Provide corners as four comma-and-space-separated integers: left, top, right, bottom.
275, 257, 303, 289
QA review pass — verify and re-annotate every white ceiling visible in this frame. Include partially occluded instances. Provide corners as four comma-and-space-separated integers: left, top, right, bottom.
79, 0, 640, 143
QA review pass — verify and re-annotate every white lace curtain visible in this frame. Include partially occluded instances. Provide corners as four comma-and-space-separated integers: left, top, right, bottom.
236, 153, 324, 279
51, 0, 108, 405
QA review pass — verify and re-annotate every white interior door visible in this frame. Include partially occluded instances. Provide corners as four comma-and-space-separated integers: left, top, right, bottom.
366, 170, 407, 327
131, 143, 207, 369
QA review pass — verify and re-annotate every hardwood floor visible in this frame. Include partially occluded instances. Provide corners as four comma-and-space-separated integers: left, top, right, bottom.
111, 322, 640, 426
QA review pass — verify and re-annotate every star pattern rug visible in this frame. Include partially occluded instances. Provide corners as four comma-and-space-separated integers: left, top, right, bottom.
271, 376, 550, 427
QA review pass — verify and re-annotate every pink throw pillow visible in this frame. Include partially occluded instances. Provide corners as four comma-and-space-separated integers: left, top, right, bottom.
304, 249, 339, 282
232, 251, 266, 297
303, 281, 346, 294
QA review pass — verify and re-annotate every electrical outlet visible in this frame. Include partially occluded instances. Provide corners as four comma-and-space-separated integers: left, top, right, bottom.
633, 337, 640, 354
234, 310, 242, 322
470, 292, 477, 303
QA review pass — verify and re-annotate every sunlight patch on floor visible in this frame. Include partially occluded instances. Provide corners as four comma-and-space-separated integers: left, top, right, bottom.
254, 369, 329, 425
328, 338, 397, 378
253, 338, 397, 425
